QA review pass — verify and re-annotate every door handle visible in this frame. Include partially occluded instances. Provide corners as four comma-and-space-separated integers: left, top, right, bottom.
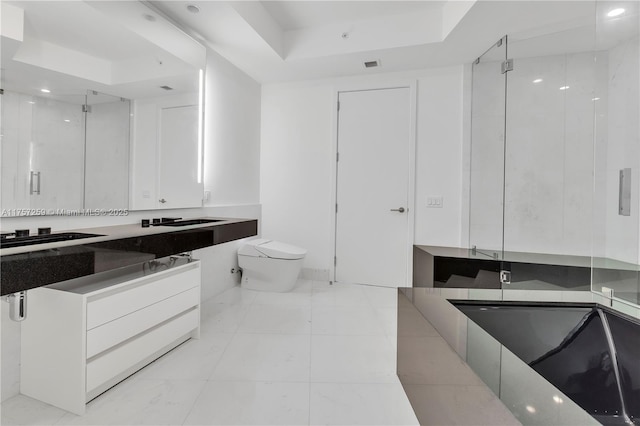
30, 171, 41, 195
390, 207, 405, 213
159, 198, 167, 204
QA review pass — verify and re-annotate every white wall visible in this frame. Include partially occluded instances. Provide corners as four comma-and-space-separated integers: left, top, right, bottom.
414, 67, 465, 247
260, 66, 465, 276
260, 82, 334, 276
204, 50, 261, 206
0, 47, 262, 403
595, 37, 640, 264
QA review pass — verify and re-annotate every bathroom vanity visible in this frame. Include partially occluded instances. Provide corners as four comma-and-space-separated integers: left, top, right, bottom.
0, 217, 258, 414
21, 257, 201, 415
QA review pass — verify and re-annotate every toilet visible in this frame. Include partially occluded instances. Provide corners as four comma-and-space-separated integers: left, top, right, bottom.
238, 239, 307, 292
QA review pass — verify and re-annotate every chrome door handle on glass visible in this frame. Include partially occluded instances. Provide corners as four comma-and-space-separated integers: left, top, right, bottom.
390, 207, 405, 213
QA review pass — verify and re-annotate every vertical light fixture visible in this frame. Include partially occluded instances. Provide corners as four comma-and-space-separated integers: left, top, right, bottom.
197, 68, 204, 184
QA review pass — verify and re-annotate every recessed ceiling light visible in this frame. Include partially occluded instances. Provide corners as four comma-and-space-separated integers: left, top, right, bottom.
40, 88, 50, 93
592, 97, 601, 101
553, 395, 564, 404
143, 13, 156, 22
28, 101, 36, 104
186, 4, 200, 13
607, 8, 625, 17
533, 78, 543, 83
559, 86, 570, 90
63, 119, 71, 123
526, 405, 536, 414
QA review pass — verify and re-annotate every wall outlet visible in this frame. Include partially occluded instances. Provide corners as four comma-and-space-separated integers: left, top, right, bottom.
204, 190, 211, 202
427, 196, 443, 208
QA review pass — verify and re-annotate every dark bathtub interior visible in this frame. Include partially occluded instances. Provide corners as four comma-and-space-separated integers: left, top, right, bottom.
453, 302, 640, 426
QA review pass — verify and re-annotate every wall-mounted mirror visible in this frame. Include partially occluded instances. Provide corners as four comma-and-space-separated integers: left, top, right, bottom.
1, 1, 205, 215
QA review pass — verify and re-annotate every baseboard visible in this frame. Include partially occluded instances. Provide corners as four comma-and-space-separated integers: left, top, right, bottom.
300, 268, 330, 282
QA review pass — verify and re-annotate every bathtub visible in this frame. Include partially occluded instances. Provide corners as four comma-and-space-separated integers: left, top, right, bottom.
453, 301, 640, 425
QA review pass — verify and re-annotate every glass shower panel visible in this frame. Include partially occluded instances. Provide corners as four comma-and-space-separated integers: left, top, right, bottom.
503, 20, 597, 292
84, 90, 130, 210
469, 37, 507, 260
30, 94, 87, 211
591, 1, 640, 306
1, 90, 87, 212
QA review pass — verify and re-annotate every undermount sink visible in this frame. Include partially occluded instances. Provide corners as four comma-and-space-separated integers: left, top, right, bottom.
0, 232, 104, 249
157, 219, 224, 227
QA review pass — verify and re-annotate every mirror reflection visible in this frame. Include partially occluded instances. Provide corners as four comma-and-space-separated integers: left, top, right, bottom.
1, 1, 204, 215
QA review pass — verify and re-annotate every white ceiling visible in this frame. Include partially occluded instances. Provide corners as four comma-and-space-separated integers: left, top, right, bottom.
150, 0, 600, 83
11, 1, 154, 61
261, 1, 443, 31
4, 0, 634, 93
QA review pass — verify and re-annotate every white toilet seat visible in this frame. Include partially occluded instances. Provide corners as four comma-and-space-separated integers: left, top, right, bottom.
238, 239, 306, 260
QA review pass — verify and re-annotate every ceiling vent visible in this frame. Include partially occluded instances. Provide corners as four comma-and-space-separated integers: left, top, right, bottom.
160, 85, 174, 91
364, 60, 380, 68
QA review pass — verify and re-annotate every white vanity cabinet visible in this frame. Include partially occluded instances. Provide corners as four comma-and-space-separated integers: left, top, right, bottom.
20, 258, 201, 415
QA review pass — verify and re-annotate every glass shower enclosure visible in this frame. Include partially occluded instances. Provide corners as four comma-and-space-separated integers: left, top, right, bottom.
468, 1, 640, 306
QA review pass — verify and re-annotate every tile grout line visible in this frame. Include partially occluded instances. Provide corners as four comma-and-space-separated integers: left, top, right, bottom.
181, 285, 247, 425
308, 280, 315, 425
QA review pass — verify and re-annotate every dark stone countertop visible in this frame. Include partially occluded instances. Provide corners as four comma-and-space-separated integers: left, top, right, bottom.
0, 218, 258, 296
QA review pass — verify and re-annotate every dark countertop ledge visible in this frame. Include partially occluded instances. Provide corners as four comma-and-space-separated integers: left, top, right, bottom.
0, 217, 253, 256
0, 218, 258, 296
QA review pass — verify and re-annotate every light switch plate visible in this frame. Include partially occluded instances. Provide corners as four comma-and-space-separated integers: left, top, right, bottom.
427, 196, 443, 208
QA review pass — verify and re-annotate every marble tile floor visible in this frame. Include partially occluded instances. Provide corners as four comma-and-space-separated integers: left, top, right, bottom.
1, 280, 419, 426
1, 280, 517, 425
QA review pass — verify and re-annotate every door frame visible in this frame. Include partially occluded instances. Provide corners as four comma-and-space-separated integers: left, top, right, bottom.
329, 80, 418, 286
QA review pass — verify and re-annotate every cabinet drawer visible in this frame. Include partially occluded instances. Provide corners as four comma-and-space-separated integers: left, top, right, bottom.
86, 265, 199, 329
86, 308, 199, 393
86, 287, 199, 359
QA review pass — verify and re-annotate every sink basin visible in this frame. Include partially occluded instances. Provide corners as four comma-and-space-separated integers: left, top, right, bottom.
0, 232, 104, 249
157, 219, 224, 227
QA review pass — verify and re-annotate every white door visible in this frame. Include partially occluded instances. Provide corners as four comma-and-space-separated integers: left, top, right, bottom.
157, 105, 202, 208
335, 87, 413, 287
